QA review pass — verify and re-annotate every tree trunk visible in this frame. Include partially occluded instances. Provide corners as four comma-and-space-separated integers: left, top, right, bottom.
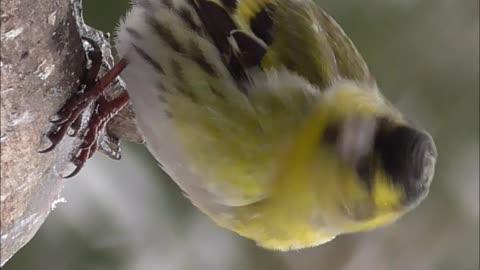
0, 0, 140, 265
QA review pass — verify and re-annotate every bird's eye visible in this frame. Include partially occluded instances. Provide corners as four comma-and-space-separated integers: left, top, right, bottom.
322, 123, 340, 145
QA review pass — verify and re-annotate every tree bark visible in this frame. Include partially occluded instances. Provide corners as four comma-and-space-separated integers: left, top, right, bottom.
0, 0, 140, 265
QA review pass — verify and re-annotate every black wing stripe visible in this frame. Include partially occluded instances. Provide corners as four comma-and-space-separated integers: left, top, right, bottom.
190, 0, 248, 83
192, 0, 236, 55
250, 4, 274, 45
221, 0, 237, 11
231, 31, 266, 68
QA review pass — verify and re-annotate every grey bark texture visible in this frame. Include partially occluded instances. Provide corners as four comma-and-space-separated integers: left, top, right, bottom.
0, 0, 141, 266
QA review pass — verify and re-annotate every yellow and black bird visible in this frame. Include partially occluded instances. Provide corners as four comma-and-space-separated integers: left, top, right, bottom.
44, 0, 437, 250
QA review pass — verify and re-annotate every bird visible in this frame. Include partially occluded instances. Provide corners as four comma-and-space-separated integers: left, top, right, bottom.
41, 0, 437, 250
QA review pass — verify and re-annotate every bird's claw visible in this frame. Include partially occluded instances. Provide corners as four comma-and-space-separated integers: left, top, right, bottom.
40, 37, 129, 178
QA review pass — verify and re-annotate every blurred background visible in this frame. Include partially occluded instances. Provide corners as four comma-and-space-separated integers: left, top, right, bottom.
3, 0, 478, 269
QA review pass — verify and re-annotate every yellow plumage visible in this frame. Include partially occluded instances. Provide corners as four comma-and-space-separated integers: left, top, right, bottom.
115, 0, 437, 250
